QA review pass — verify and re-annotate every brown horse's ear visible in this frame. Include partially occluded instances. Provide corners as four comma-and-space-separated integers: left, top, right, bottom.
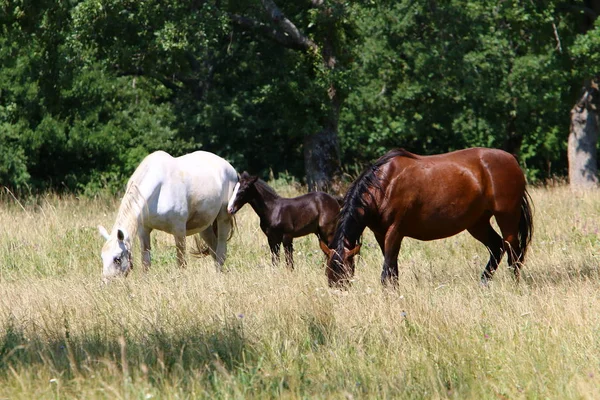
346, 244, 361, 258
319, 240, 332, 258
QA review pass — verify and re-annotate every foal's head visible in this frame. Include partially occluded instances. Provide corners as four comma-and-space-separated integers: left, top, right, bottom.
98, 226, 133, 281
319, 241, 361, 287
227, 171, 258, 215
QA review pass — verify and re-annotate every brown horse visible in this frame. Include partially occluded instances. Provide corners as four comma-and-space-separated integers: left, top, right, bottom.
319, 148, 534, 287
227, 172, 342, 269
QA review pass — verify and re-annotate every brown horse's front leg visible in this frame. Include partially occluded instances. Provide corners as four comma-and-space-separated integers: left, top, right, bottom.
381, 231, 402, 287
283, 235, 294, 270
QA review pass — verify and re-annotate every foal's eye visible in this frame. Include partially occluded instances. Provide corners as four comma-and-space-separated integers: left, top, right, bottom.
113, 257, 121, 265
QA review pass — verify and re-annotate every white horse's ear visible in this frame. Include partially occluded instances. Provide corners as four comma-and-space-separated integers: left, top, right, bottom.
117, 229, 128, 242
98, 225, 110, 240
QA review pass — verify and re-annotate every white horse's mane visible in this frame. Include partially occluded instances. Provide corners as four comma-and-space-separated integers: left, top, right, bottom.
112, 162, 152, 239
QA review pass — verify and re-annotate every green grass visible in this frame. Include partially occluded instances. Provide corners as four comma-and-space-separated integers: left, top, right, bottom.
1, 186, 600, 398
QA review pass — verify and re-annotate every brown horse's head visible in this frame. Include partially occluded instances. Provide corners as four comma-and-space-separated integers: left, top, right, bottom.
319, 241, 361, 287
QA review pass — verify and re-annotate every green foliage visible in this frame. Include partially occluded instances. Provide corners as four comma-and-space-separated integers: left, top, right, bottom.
340, 0, 581, 182
0, 1, 598, 191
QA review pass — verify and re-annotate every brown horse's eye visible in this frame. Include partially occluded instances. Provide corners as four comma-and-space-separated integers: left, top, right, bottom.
113, 257, 121, 265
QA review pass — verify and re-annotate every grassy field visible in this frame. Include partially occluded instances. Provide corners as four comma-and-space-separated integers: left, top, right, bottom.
1, 184, 600, 399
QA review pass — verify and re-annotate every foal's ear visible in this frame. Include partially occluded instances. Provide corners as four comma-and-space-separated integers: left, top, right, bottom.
346, 244, 361, 258
319, 240, 333, 257
98, 225, 110, 240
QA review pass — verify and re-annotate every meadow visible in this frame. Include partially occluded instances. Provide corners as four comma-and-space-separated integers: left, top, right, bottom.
1, 184, 600, 399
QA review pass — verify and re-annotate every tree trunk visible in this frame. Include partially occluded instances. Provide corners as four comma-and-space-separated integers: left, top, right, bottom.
232, 1, 344, 191
567, 1, 600, 189
304, 121, 341, 192
303, 20, 342, 192
568, 80, 599, 189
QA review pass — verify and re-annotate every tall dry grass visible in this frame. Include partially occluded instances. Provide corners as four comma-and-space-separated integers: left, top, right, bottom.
1, 185, 600, 398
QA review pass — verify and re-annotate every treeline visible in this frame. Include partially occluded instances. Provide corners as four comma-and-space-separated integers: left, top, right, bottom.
1, 1, 599, 194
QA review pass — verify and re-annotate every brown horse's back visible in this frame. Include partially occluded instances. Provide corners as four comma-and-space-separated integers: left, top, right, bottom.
377, 148, 525, 241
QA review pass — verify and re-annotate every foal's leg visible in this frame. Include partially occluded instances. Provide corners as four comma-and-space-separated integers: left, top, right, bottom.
467, 217, 505, 284
282, 235, 294, 270
214, 215, 233, 270
139, 228, 152, 272
267, 235, 281, 266
381, 230, 403, 287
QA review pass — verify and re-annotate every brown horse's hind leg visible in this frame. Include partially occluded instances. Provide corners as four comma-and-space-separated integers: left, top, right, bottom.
467, 217, 505, 284
495, 213, 523, 282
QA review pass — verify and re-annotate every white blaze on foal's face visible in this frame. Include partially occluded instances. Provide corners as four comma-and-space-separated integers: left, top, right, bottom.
98, 226, 132, 280
227, 182, 240, 214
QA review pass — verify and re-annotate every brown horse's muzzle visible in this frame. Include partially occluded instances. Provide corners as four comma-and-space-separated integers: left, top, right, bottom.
327, 266, 352, 289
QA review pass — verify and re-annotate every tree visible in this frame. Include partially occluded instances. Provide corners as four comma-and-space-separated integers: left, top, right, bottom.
340, 1, 579, 182
568, 1, 600, 189
211, 0, 357, 191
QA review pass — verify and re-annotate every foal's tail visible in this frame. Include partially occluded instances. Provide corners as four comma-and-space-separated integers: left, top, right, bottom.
518, 189, 534, 261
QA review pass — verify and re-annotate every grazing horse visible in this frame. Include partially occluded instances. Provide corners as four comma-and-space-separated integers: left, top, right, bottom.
227, 172, 342, 269
319, 148, 534, 287
98, 150, 238, 280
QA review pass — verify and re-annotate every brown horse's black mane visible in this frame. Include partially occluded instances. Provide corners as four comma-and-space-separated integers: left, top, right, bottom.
332, 149, 412, 255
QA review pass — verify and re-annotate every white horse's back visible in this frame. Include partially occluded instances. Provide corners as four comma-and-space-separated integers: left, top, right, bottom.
99, 150, 238, 279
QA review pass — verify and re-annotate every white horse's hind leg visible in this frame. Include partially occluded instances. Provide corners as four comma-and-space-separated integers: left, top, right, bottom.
139, 228, 152, 272
199, 224, 218, 260
215, 214, 233, 270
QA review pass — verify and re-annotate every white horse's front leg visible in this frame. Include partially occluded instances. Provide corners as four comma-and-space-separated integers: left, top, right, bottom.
174, 230, 187, 269
139, 228, 152, 272
215, 214, 233, 270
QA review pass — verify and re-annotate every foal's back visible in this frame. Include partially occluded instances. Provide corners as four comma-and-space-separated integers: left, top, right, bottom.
275, 191, 340, 243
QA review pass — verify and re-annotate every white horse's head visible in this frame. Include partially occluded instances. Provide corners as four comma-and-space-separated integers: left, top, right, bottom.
98, 225, 133, 280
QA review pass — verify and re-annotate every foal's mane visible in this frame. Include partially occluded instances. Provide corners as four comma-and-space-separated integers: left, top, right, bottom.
333, 148, 414, 253
253, 179, 281, 199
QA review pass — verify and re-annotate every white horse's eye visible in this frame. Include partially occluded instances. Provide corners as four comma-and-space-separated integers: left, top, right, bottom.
114, 257, 121, 265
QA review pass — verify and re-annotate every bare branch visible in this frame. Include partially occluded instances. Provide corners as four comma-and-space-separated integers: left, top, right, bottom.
229, 13, 313, 50
259, 0, 318, 52
552, 22, 562, 54
116, 68, 181, 93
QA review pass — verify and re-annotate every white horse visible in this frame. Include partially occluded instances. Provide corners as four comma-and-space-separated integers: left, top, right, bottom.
98, 150, 238, 280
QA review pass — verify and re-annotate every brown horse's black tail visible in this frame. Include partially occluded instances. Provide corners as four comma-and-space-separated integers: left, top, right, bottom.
518, 189, 534, 262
